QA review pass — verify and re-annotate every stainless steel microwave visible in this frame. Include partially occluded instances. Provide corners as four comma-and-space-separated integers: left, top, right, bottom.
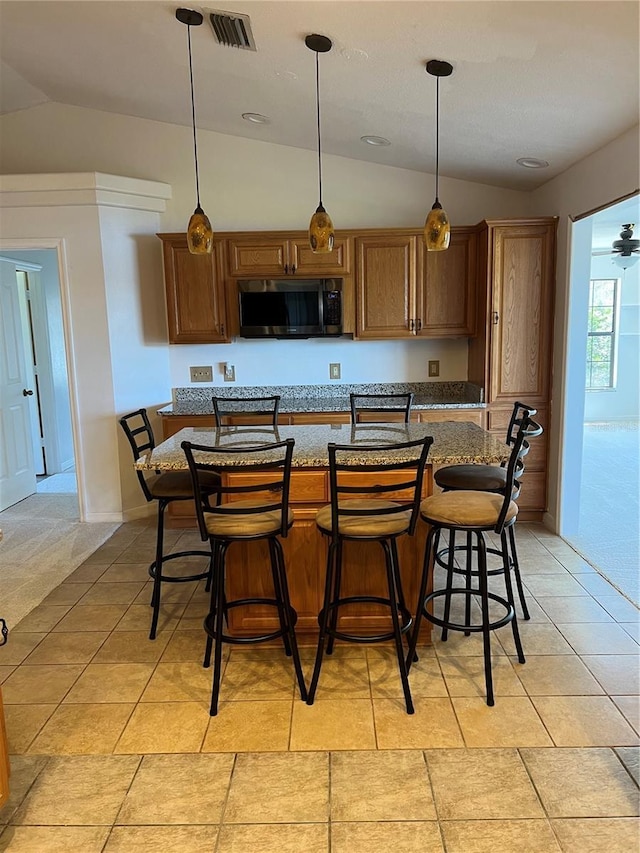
238, 278, 343, 339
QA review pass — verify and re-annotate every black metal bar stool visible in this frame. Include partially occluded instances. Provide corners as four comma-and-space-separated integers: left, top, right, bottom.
307, 434, 433, 714
433, 402, 543, 620
181, 437, 307, 716
406, 414, 542, 706
350, 392, 414, 424
119, 408, 220, 640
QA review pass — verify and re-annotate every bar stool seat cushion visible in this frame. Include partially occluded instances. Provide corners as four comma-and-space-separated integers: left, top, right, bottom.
146, 470, 220, 500
435, 464, 507, 492
316, 499, 412, 537
204, 499, 294, 537
420, 490, 518, 528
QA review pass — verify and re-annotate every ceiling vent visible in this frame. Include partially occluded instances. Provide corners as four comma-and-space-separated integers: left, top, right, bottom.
203, 7, 256, 50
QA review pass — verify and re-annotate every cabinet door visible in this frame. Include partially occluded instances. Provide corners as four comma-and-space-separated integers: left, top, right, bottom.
227, 236, 289, 276
356, 234, 419, 338
420, 230, 477, 336
489, 223, 555, 403
160, 236, 229, 344
289, 235, 353, 275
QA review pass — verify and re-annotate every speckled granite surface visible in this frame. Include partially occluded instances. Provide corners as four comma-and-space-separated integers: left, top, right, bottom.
136, 422, 506, 470
161, 382, 484, 416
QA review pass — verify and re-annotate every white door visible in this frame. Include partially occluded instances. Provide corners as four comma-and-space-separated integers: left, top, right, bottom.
0, 259, 37, 510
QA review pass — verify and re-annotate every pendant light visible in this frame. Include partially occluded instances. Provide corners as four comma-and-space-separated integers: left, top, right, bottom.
424, 59, 453, 252
305, 34, 334, 254
176, 8, 213, 254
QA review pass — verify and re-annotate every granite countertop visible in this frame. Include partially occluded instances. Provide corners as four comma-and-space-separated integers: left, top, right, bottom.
136, 421, 506, 470
159, 381, 485, 416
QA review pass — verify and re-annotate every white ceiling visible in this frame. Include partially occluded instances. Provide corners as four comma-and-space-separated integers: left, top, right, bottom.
0, 0, 638, 193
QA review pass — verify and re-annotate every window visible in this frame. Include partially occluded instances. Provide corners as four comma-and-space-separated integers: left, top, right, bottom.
586, 278, 619, 389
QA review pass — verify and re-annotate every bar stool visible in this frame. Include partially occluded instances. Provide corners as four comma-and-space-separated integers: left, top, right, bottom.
350, 392, 414, 423
433, 402, 542, 619
119, 409, 220, 640
181, 437, 307, 716
406, 414, 541, 706
212, 394, 281, 426
307, 434, 433, 714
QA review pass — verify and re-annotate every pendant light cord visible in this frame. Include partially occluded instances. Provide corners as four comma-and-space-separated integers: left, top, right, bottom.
434, 75, 440, 203
187, 24, 201, 209
315, 50, 323, 207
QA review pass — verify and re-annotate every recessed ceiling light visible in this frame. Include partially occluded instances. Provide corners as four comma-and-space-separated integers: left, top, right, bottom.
242, 112, 270, 124
361, 135, 391, 146
516, 157, 549, 169
341, 48, 369, 61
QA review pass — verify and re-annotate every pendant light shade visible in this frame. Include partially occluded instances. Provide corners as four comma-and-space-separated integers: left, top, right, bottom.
176, 8, 213, 255
306, 34, 334, 254
424, 59, 453, 252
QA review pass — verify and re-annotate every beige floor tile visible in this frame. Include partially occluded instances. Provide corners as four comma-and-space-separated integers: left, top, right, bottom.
97, 562, 151, 583
0, 634, 46, 665
104, 825, 219, 852
0, 826, 110, 851
581, 655, 640, 694
576, 573, 627, 598
330, 750, 436, 821
92, 631, 170, 663
0, 666, 15, 683
537, 595, 613, 623
12, 605, 71, 633
551, 818, 640, 852
523, 575, 589, 597
620, 622, 640, 642
23, 632, 108, 665
2, 664, 83, 704
4, 705, 57, 753
112, 604, 181, 633
218, 823, 328, 853
441, 819, 560, 852
41, 584, 93, 607
373, 698, 464, 749
0, 756, 49, 825
63, 663, 155, 703
558, 623, 640, 655
224, 752, 329, 823
116, 753, 234, 825
160, 630, 210, 663
52, 604, 128, 632
512, 596, 552, 623
140, 661, 214, 703
28, 703, 135, 754
134, 580, 197, 604
368, 647, 448, 697
12, 755, 140, 825
616, 746, 640, 786
432, 631, 506, 657
331, 821, 443, 853
514, 655, 605, 695
78, 582, 145, 606
219, 655, 297, 702
612, 696, 640, 732
84, 545, 128, 565
202, 700, 292, 751
499, 622, 576, 655
439, 655, 525, 697
590, 594, 639, 623
296, 654, 370, 699
114, 701, 209, 753
452, 697, 552, 747
532, 696, 638, 746
520, 748, 640, 817
64, 563, 110, 583
426, 748, 544, 820
291, 699, 376, 750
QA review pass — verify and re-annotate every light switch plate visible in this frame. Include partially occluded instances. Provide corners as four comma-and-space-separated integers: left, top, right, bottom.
428, 360, 440, 377
190, 365, 213, 382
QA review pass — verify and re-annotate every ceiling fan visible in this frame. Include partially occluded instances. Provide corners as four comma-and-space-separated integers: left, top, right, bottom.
592, 223, 640, 269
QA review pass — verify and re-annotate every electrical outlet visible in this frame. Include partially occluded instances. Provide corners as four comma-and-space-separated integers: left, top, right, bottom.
329, 363, 341, 380
428, 360, 440, 377
190, 365, 213, 382
223, 363, 236, 382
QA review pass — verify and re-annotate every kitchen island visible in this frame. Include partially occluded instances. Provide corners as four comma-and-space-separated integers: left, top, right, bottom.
138, 421, 506, 641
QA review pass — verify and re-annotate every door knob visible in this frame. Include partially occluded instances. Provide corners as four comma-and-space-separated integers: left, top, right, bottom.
23, 388, 34, 396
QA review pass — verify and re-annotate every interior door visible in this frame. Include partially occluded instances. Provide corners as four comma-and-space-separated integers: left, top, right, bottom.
0, 259, 37, 510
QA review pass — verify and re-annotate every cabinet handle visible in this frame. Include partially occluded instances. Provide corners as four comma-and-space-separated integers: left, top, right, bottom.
284, 264, 289, 274
291, 265, 296, 274
416, 318, 422, 332
409, 318, 415, 332
492, 311, 499, 325
220, 323, 225, 337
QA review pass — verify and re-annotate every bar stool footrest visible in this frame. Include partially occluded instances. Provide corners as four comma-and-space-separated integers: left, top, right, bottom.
150, 549, 211, 584
435, 544, 509, 577
319, 595, 412, 644
423, 589, 514, 634
204, 597, 298, 646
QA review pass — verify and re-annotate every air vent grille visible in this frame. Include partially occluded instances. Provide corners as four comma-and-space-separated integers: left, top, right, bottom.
204, 7, 256, 50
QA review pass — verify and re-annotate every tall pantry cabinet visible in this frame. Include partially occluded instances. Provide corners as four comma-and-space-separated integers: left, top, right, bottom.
468, 218, 557, 515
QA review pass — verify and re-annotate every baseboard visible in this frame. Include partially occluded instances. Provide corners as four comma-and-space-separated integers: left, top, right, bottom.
542, 510, 557, 533
61, 459, 75, 472
84, 512, 126, 523
122, 504, 155, 522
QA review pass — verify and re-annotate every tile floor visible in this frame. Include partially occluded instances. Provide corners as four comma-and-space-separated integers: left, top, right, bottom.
0, 520, 638, 852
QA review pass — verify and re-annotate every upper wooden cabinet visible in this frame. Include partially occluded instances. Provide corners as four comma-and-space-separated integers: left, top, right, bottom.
158, 233, 229, 344
419, 228, 477, 337
227, 233, 352, 277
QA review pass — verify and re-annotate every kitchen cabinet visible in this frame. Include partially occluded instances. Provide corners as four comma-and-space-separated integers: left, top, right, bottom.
419, 228, 477, 337
158, 233, 229, 344
227, 232, 352, 277
468, 217, 557, 519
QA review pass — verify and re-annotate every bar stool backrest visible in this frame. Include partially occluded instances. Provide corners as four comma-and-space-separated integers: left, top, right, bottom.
506, 401, 538, 447
181, 438, 295, 542
495, 414, 543, 533
327, 435, 433, 539
212, 395, 281, 427
119, 408, 156, 502
350, 393, 414, 424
